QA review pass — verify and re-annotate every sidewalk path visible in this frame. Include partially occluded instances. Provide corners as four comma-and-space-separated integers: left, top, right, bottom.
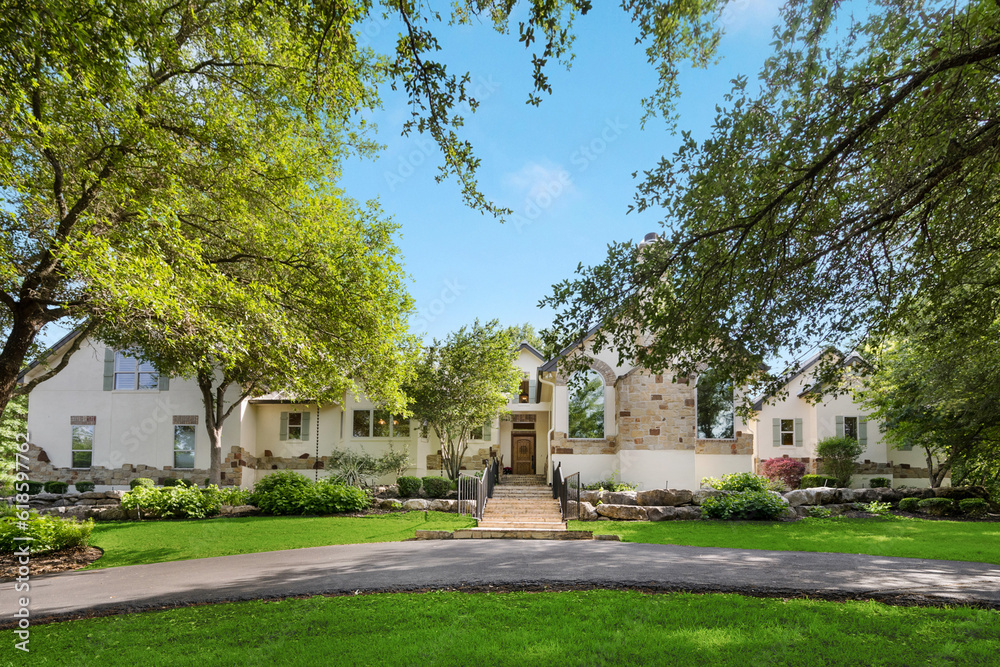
9, 541, 1000, 624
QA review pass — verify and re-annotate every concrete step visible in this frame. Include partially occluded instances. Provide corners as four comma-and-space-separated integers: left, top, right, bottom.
454, 528, 593, 540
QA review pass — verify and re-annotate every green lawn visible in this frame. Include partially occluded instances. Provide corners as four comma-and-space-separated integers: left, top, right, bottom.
569, 516, 1000, 564
87, 511, 475, 569
20, 591, 1000, 666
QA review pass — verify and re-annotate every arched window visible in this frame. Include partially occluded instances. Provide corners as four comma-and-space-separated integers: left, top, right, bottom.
697, 367, 734, 439
568, 370, 604, 438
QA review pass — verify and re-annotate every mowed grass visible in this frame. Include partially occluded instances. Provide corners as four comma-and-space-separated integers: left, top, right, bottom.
570, 516, 1000, 565
22, 590, 1000, 667
87, 511, 475, 569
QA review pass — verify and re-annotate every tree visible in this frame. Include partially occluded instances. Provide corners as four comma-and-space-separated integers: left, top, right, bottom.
696, 367, 734, 439
9, 0, 723, 420
567, 371, 604, 439
0, 394, 27, 491
859, 294, 1000, 489
509, 323, 544, 351
542, 0, 1000, 407
815, 436, 864, 488
98, 190, 417, 485
407, 320, 523, 480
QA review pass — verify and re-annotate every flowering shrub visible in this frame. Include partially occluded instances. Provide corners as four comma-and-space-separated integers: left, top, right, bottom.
759, 458, 806, 490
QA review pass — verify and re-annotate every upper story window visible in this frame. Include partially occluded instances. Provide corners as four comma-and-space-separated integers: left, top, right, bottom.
114, 351, 158, 390
696, 367, 734, 439
568, 370, 604, 439
280, 411, 310, 441
353, 409, 409, 438
836, 415, 867, 444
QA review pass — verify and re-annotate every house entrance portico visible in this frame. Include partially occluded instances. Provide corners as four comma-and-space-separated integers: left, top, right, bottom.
500, 411, 548, 476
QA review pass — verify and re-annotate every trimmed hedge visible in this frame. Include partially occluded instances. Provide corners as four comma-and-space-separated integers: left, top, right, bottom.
799, 475, 838, 489
959, 498, 989, 517
161, 478, 181, 487
43, 480, 69, 494
898, 497, 921, 513
422, 476, 451, 499
23, 481, 44, 495
130, 478, 154, 490
74, 481, 95, 493
917, 497, 955, 516
397, 476, 422, 497
869, 477, 891, 488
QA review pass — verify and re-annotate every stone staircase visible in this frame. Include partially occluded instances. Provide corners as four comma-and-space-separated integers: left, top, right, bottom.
451, 473, 593, 540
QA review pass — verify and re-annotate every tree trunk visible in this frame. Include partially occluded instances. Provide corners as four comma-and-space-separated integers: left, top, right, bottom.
198, 373, 231, 486
0, 308, 47, 419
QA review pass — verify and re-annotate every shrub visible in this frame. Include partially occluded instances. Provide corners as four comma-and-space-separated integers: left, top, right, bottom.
917, 497, 955, 516
815, 436, 864, 487
869, 477, 891, 488
583, 472, 638, 492
397, 476, 422, 497
43, 481, 69, 494
130, 478, 154, 490
422, 476, 451, 499
799, 474, 838, 489
177, 479, 198, 488
161, 478, 181, 487
121, 485, 221, 519
0, 511, 94, 554
898, 497, 921, 513
701, 472, 783, 493
250, 471, 313, 515
74, 481, 95, 493
701, 489, 788, 520
856, 500, 892, 515
759, 458, 806, 490
299, 480, 371, 514
959, 498, 989, 517
806, 506, 832, 518
212, 487, 251, 506
24, 481, 44, 495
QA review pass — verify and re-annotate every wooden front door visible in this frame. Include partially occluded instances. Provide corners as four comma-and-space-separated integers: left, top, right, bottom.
512, 434, 535, 475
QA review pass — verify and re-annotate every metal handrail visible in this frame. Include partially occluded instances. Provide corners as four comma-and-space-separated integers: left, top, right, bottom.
458, 458, 500, 520
551, 461, 580, 520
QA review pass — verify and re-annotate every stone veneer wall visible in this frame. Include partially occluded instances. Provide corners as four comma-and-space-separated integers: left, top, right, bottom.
696, 434, 754, 456
25, 443, 254, 487
550, 432, 617, 456
616, 369, 696, 451
426, 446, 495, 473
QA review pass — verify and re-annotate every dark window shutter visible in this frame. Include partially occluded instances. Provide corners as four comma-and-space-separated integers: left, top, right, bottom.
103, 348, 115, 391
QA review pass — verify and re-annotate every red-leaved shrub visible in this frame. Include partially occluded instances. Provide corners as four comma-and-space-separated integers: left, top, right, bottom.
760, 458, 807, 490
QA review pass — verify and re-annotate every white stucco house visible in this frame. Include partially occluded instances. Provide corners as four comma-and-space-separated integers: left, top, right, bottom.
19, 330, 939, 490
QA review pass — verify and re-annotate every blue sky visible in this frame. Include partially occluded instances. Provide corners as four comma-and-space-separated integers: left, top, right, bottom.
337, 1, 785, 345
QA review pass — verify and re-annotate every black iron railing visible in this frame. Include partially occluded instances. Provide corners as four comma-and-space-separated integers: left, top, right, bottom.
458, 458, 500, 520
551, 462, 581, 521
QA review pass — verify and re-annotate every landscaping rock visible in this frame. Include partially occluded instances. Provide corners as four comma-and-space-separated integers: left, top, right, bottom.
374, 485, 399, 499
428, 499, 456, 512
935, 486, 987, 500
578, 489, 604, 505
673, 506, 703, 521
636, 489, 693, 507
850, 488, 881, 502
33, 493, 62, 502
218, 504, 261, 517
104, 490, 126, 500
457, 500, 476, 514
378, 499, 403, 510
90, 507, 127, 520
692, 489, 726, 505
595, 504, 648, 521
566, 501, 598, 521
76, 498, 118, 506
79, 491, 107, 500
603, 491, 638, 506
402, 499, 429, 511
645, 506, 677, 521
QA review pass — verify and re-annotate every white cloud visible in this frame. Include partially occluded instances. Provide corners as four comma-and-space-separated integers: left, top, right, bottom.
503, 160, 577, 202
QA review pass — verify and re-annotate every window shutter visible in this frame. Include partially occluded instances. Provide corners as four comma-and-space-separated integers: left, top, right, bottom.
103, 348, 115, 391
483, 422, 492, 440
835, 415, 845, 438
158, 371, 170, 392
859, 417, 868, 445
794, 418, 803, 447
772, 418, 780, 447
528, 378, 537, 404
279, 412, 288, 440
300, 412, 311, 441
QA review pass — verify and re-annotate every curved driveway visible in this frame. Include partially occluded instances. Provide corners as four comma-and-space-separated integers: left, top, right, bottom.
8, 540, 1000, 624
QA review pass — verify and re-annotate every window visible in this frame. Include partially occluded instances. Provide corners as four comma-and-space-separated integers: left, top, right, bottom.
696, 367, 734, 439
780, 419, 794, 446
114, 351, 158, 390
352, 410, 410, 438
844, 416, 858, 440
280, 412, 310, 441
470, 423, 492, 441
71, 425, 93, 468
174, 425, 196, 469
568, 370, 604, 439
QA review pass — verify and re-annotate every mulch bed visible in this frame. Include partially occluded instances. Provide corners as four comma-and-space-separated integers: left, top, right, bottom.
0, 546, 103, 581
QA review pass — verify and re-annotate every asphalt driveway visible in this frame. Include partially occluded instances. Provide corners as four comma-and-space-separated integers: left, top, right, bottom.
7, 540, 1000, 625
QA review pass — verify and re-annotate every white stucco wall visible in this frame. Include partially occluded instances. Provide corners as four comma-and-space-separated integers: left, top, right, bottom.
619, 450, 697, 490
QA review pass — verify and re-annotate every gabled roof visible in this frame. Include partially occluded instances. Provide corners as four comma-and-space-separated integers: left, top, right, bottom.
751, 347, 866, 411
517, 341, 546, 360
17, 328, 85, 384
537, 323, 602, 373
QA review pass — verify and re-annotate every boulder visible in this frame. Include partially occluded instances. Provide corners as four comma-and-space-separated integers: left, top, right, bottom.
402, 499, 429, 511
825, 503, 855, 516
645, 506, 677, 521
378, 499, 403, 510
90, 507, 127, 520
636, 489, 693, 507
673, 506, 703, 521
850, 488, 881, 502
578, 489, 604, 505
833, 488, 856, 503
104, 490, 126, 500
457, 499, 476, 514
33, 492, 62, 501
785, 487, 839, 506
603, 491, 638, 506
76, 498, 118, 506
692, 489, 726, 505
566, 501, 598, 521
428, 499, 456, 512
934, 486, 988, 500
595, 504, 648, 521
374, 485, 400, 499
80, 491, 108, 500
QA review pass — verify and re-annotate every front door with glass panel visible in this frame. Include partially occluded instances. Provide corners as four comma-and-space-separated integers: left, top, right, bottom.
512, 434, 535, 475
